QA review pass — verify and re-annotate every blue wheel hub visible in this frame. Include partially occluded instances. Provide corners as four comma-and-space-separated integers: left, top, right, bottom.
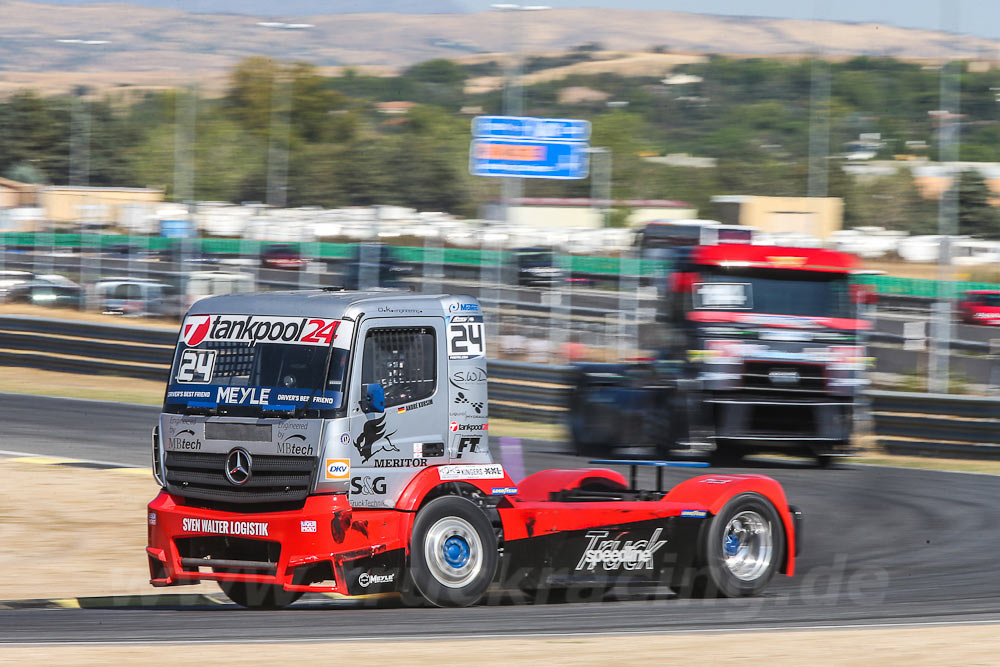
724, 533, 740, 557
442, 536, 471, 568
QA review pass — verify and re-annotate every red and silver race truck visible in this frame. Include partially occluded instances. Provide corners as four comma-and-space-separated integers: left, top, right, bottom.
570, 244, 870, 465
146, 291, 800, 608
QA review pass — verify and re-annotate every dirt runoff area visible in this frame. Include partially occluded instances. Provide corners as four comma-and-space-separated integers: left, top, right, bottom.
0, 625, 998, 665
0, 457, 216, 601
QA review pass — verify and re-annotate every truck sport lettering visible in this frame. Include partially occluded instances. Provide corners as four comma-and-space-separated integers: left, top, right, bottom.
575, 528, 667, 571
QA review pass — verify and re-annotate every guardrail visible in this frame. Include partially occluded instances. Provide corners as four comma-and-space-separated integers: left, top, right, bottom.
2, 315, 998, 455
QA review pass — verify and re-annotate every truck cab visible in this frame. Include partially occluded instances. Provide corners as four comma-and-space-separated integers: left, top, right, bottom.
156, 291, 489, 513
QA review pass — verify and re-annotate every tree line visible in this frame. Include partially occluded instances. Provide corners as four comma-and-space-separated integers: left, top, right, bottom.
1, 54, 999, 236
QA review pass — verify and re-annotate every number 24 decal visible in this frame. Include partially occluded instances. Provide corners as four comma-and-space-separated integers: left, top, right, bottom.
448, 323, 485, 359
175, 349, 217, 383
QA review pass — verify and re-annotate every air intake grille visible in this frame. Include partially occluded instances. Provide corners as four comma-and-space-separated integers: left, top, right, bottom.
164, 451, 316, 505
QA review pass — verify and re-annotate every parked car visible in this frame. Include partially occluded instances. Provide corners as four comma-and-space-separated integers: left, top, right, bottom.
6, 274, 82, 309
6, 279, 83, 309
958, 290, 1000, 325
339, 243, 413, 289
0, 270, 35, 302
261, 244, 306, 271
93, 278, 178, 317
511, 246, 563, 287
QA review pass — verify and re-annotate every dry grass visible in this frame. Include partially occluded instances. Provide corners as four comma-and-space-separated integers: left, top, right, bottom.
0, 458, 216, 600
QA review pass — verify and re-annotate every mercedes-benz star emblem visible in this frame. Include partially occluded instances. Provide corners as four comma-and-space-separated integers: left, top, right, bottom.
225, 448, 252, 486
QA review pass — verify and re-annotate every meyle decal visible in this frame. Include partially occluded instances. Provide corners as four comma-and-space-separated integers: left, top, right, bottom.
396, 398, 432, 414
373, 458, 429, 468
325, 459, 350, 480
181, 518, 269, 537
575, 528, 667, 571
300, 520, 317, 533
455, 436, 481, 459
216, 387, 272, 405
353, 415, 399, 463
491, 486, 518, 496
454, 391, 484, 414
180, 314, 340, 347
166, 429, 202, 451
437, 464, 504, 481
358, 572, 395, 588
351, 476, 387, 495
277, 434, 314, 456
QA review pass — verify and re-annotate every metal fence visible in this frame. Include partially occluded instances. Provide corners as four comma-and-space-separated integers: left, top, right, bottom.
2, 315, 999, 456
5, 232, 1000, 295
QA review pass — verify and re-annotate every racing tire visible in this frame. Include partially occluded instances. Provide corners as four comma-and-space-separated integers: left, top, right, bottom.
409, 496, 499, 607
701, 493, 784, 598
217, 581, 303, 610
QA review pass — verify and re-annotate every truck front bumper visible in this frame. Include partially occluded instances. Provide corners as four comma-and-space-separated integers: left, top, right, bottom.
146, 491, 409, 595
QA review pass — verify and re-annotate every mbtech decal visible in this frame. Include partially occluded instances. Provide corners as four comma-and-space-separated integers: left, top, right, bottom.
181, 314, 340, 347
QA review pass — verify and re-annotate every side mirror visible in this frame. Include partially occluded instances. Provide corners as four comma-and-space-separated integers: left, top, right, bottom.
361, 383, 385, 414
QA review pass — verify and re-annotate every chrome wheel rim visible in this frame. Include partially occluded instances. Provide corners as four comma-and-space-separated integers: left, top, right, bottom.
721, 510, 773, 581
424, 516, 483, 588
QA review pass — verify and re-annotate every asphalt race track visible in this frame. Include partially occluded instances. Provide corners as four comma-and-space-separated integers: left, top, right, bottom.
3, 394, 1000, 643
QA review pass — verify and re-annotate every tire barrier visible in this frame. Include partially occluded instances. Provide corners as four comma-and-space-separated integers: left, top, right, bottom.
2, 315, 998, 455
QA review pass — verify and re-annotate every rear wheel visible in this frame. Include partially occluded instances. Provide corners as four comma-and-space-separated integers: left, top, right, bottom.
702, 493, 783, 597
409, 496, 499, 607
217, 581, 303, 609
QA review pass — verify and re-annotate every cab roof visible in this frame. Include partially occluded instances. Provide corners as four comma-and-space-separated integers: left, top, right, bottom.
185, 289, 457, 320
692, 245, 859, 273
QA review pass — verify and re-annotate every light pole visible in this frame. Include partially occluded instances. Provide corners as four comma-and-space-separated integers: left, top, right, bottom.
929, 1, 961, 394
491, 4, 550, 225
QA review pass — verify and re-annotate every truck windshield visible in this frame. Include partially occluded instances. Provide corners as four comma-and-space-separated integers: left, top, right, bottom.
693, 267, 853, 319
163, 326, 351, 417
974, 294, 1000, 307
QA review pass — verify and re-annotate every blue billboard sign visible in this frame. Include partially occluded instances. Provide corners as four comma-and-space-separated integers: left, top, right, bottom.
469, 138, 590, 180
472, 115, 591, 143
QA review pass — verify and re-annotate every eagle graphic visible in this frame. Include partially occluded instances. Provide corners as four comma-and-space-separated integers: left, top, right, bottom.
353, 414, 399, 463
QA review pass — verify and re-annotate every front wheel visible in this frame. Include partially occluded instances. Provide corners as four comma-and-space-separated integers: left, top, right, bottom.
409, 496, 499, 607
702, 493, 784, 597
217, 581, 303, 609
